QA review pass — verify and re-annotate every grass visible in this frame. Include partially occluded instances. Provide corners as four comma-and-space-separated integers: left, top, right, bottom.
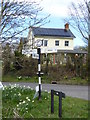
58, 77, 88, 85
2, 74, 51, 83
2, 85, 89, 118
2, 74, 88, 85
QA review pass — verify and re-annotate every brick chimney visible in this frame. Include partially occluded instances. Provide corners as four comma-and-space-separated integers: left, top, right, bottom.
65, 23, 69, 31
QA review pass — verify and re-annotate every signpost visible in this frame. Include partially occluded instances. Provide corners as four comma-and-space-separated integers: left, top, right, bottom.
32, 53, 39, 59
41, 48, 57, 54
37, 48, 41, 100
51, 90, 65, 118
22, 49, 37, 55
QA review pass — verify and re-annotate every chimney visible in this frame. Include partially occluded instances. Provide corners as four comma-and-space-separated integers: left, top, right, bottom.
65, 23, 69, 31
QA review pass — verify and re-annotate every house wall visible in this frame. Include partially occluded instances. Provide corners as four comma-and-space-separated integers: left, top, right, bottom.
34, 36, 74, 50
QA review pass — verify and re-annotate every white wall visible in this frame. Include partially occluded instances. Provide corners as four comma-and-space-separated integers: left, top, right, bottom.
34, 36, 74, 50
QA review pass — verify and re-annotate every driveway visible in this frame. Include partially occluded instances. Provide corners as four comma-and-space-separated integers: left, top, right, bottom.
2, 82, 89, 100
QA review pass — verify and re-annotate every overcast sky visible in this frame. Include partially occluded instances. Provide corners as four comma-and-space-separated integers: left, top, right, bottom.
16, 0, 87, 47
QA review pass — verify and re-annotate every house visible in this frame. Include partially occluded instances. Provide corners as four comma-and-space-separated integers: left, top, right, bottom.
23, 23, 87, 64
26, 23, 75, 53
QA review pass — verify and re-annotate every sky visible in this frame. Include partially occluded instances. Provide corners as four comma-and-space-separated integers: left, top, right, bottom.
16, 0, 87, 47
38, 0, 87, 47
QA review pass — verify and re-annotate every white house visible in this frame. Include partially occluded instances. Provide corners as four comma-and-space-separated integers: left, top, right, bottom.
22, 23, 77, 63
25, 23, 75, 54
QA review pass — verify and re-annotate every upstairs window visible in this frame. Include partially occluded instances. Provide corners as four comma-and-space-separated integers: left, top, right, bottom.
44, 40, 48, 46
55, 41, 59, 46
41, 40, 43, 46
65, 41, 69, 46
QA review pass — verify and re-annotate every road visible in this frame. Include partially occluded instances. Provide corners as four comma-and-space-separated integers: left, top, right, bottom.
2, 82, 89, 100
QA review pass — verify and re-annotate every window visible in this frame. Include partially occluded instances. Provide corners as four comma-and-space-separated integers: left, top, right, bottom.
65, 41, 69, 46
55, 41, 59, 46
41, 40, 43, 46
44, 40, 48, 46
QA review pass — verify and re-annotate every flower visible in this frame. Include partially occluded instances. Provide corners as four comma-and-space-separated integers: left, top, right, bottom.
28, 99, 30, 101
17, 104, 19, 107
31, 88, 33, 90
26, 97, 29, 100
18, 93, 21, 96
19, 102, 22, 105
45, 98, 47, 100
17, 108, 20, 110
22, 101, 25, 104
45, 90, 47, 92
25, 108, 28, 110
48, 92, 50, 94
28, 86, 30, 89
32, 100, 34, 103
26, 103, 28, 106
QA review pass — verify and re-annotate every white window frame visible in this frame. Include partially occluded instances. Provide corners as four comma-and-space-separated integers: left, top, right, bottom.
65, 41, 69, 46
44, 40, 48, 46
55, 40, 59, 46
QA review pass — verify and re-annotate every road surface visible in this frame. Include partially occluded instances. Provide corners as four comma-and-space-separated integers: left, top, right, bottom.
2, 82, 89, 100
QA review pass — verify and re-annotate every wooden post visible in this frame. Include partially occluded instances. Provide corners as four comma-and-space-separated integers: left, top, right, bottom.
51, 90, 65, 118
53, 54, 55, 64
59, 92, 62, 117
37, 48, 41, 100
51, 90, 54, 113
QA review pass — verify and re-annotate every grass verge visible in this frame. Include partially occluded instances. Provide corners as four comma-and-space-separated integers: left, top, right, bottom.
2, 85, 88, 118
2, 74, 88, 85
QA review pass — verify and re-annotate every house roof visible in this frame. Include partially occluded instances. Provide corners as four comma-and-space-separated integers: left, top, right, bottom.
57, 49, 88, 54
31, 27, 75, 38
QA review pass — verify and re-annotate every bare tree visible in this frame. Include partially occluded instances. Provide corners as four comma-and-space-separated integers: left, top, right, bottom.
66, 0, 90, 82
65, 0, 90, 44
0, 0, 50, 43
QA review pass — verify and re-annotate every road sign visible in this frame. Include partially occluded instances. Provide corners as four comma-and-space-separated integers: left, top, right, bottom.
32, 49, 37, 54
32, 53, 39, 59
41, 48, 57, 54
22, 49, 37, 55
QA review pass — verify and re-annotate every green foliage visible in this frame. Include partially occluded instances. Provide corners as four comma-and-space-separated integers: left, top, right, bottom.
2, 43, 14, 75
2, 42, 88, 82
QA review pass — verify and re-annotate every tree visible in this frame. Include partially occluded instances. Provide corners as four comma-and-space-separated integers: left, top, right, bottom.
0, 0, 50, 43
88, 1, 90, 85
66, 0, 90, 81
2, 43, 13, 74
65, 0, 90, 44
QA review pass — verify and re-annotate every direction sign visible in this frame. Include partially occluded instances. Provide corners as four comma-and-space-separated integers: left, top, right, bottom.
32, 53, 39, 59
22, 49, 37, 55
41, 48, 57, 54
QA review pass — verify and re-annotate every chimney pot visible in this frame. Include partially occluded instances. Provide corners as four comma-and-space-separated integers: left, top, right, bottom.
65, 23, 69, 31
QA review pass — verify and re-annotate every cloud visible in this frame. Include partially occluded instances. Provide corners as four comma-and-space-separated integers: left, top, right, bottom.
9, 0, 85, 18
40, 0, 86, 18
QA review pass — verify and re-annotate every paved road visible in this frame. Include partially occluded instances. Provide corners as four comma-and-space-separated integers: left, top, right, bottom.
2, 82, 89, 100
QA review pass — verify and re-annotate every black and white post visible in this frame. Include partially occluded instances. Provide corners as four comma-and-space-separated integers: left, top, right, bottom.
37, 48, 41, 100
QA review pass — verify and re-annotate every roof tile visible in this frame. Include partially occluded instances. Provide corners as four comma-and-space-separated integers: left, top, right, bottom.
32, 27, 75, 38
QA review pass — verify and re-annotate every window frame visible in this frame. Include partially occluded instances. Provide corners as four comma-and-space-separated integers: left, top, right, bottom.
55, 40, 59, 46
65, 41, 69, 46
44, 40, 48, 46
